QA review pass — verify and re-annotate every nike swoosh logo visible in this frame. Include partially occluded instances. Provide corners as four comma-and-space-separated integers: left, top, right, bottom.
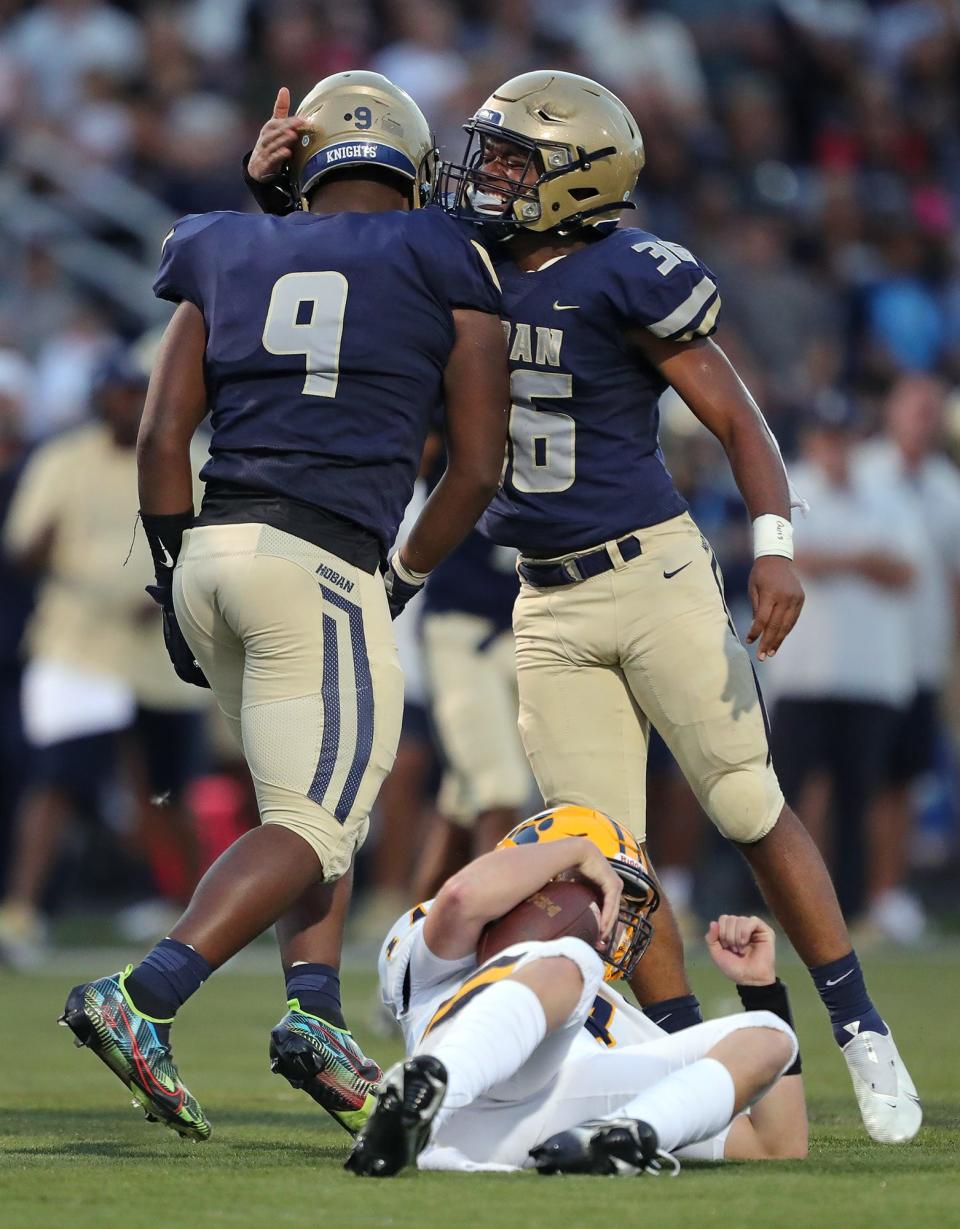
158, 541, 175, 569
663, 562, 692, 580
825, 970, 855, 987
552, 301, 580, 311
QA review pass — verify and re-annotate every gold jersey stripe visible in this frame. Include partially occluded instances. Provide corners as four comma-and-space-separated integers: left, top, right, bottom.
470, 239, 502, 292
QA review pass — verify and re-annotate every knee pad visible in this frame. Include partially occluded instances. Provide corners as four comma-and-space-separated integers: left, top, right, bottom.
703, 765, 784, 844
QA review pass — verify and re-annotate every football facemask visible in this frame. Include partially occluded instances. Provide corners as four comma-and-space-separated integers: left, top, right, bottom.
498, 806, 660, 982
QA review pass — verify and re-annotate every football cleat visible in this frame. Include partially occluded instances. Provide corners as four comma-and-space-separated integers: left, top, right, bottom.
59, 969, 210, 1141
531, 1118, 679, 1177
344, 1055, 447, 1177
269, 1003, 382, 1136
842, 1024, 922, 1143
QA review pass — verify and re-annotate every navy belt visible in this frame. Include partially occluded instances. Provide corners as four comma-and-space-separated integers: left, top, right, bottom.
518, 534, 642, 588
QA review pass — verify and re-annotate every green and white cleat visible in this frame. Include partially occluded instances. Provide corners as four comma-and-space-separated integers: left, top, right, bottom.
60, 968, 211, 1141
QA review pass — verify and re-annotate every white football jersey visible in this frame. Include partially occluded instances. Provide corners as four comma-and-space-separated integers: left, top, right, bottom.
377, 902, 666, 1056
379, 902, 477, 1051
571, 981, 667, 1053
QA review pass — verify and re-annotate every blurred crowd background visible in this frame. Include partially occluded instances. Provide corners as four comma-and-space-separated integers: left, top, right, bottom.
1, 0, 960, 968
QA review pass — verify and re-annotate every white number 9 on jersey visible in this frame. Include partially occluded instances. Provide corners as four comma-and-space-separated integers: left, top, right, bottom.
262, 271, 348, 397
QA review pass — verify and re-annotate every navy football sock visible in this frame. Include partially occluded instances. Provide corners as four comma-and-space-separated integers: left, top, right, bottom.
642, 994, 703, 1033
285, 962, 345, 1029
124, 938, 212, 1035
808, 950, 887, 1046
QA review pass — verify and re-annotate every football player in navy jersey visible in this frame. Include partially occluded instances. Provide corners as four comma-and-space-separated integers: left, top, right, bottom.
60, 72, 508, 1143
246, 72, 919, 1144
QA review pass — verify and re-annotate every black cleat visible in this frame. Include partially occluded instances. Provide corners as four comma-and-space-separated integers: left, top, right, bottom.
344, 1055, 447, 1177
531, 1118, 677, 1176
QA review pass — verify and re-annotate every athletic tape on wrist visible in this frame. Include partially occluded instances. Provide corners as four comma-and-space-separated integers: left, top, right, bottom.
753, 514, 794, 560
391, 551, 430, 586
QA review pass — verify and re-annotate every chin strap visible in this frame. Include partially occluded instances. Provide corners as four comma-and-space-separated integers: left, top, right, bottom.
554, 201, 637, 236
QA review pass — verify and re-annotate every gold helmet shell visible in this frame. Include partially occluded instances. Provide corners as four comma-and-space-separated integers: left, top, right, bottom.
292, 71, 437, 207
498, 805, 660, 981
442, 70, 644, 234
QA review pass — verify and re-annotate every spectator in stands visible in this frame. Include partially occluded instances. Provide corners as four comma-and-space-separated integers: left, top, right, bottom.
855, 374, 960, 941
4, 0, 143, 116
0, 349, 35, 889
373, 0, 468, 120
0, 344, 206, 967
766, 393, 923, 919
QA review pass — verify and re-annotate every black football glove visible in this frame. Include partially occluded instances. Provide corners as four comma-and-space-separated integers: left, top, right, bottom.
141, 510, 210, 689
241, 151, 300, 216
382, 550, 429, 620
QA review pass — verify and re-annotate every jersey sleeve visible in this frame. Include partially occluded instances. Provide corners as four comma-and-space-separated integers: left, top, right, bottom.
377, 900, 475, 1020
153, 213, 224, 308
607, 233, 721, 342
451, 235, 502, 313
414, 212, 502, 315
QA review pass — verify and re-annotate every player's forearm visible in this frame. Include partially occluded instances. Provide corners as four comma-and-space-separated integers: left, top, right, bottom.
400, 464, 500, 574
401, 308, 507, 574
425, 839, 592, 957
735, 1074, 809, 1160
137, 436, 195, 516
726, 973, 808, 1160
137, 302, 208, 517
720, 413, 791, 523
649, 336, 790, 520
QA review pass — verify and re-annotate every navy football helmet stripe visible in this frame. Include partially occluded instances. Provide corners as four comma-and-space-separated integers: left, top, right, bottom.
301, 141, 417, 195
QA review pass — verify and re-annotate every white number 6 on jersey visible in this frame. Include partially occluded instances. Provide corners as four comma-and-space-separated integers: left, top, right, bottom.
510, 370, 575, 494
262, 271, 348, 397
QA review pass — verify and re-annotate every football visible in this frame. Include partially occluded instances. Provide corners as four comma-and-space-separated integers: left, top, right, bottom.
476, 878, 602, 965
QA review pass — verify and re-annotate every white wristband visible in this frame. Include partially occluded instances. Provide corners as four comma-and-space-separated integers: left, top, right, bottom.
753, 515, 794, 560
391, 550, 430, 586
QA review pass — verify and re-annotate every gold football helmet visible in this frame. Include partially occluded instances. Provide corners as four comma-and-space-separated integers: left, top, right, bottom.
498, 805, 660, 981
292, 71, 437, 208
440, 70, 644, 234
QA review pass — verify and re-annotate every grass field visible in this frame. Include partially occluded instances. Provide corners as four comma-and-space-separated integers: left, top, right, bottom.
2, 948, 959, 1229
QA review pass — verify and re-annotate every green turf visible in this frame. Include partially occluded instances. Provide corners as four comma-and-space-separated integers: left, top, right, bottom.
1, 950, 958, 1229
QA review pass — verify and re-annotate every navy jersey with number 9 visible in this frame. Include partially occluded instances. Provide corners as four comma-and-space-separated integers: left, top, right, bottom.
480, 226, 720, 554
154, 208, 501, 550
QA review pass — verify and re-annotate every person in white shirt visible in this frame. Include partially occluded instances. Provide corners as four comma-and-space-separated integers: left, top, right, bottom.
346, 804, 818, 1178
765, 393, 924, 921
855, 375, 960, 941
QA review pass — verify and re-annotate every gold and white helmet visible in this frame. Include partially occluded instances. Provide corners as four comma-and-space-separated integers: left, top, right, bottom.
440, 70, 644, 234
292, 71, 437, 208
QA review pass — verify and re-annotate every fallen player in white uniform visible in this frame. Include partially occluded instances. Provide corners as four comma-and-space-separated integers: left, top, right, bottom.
345, 805, 808, 1177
